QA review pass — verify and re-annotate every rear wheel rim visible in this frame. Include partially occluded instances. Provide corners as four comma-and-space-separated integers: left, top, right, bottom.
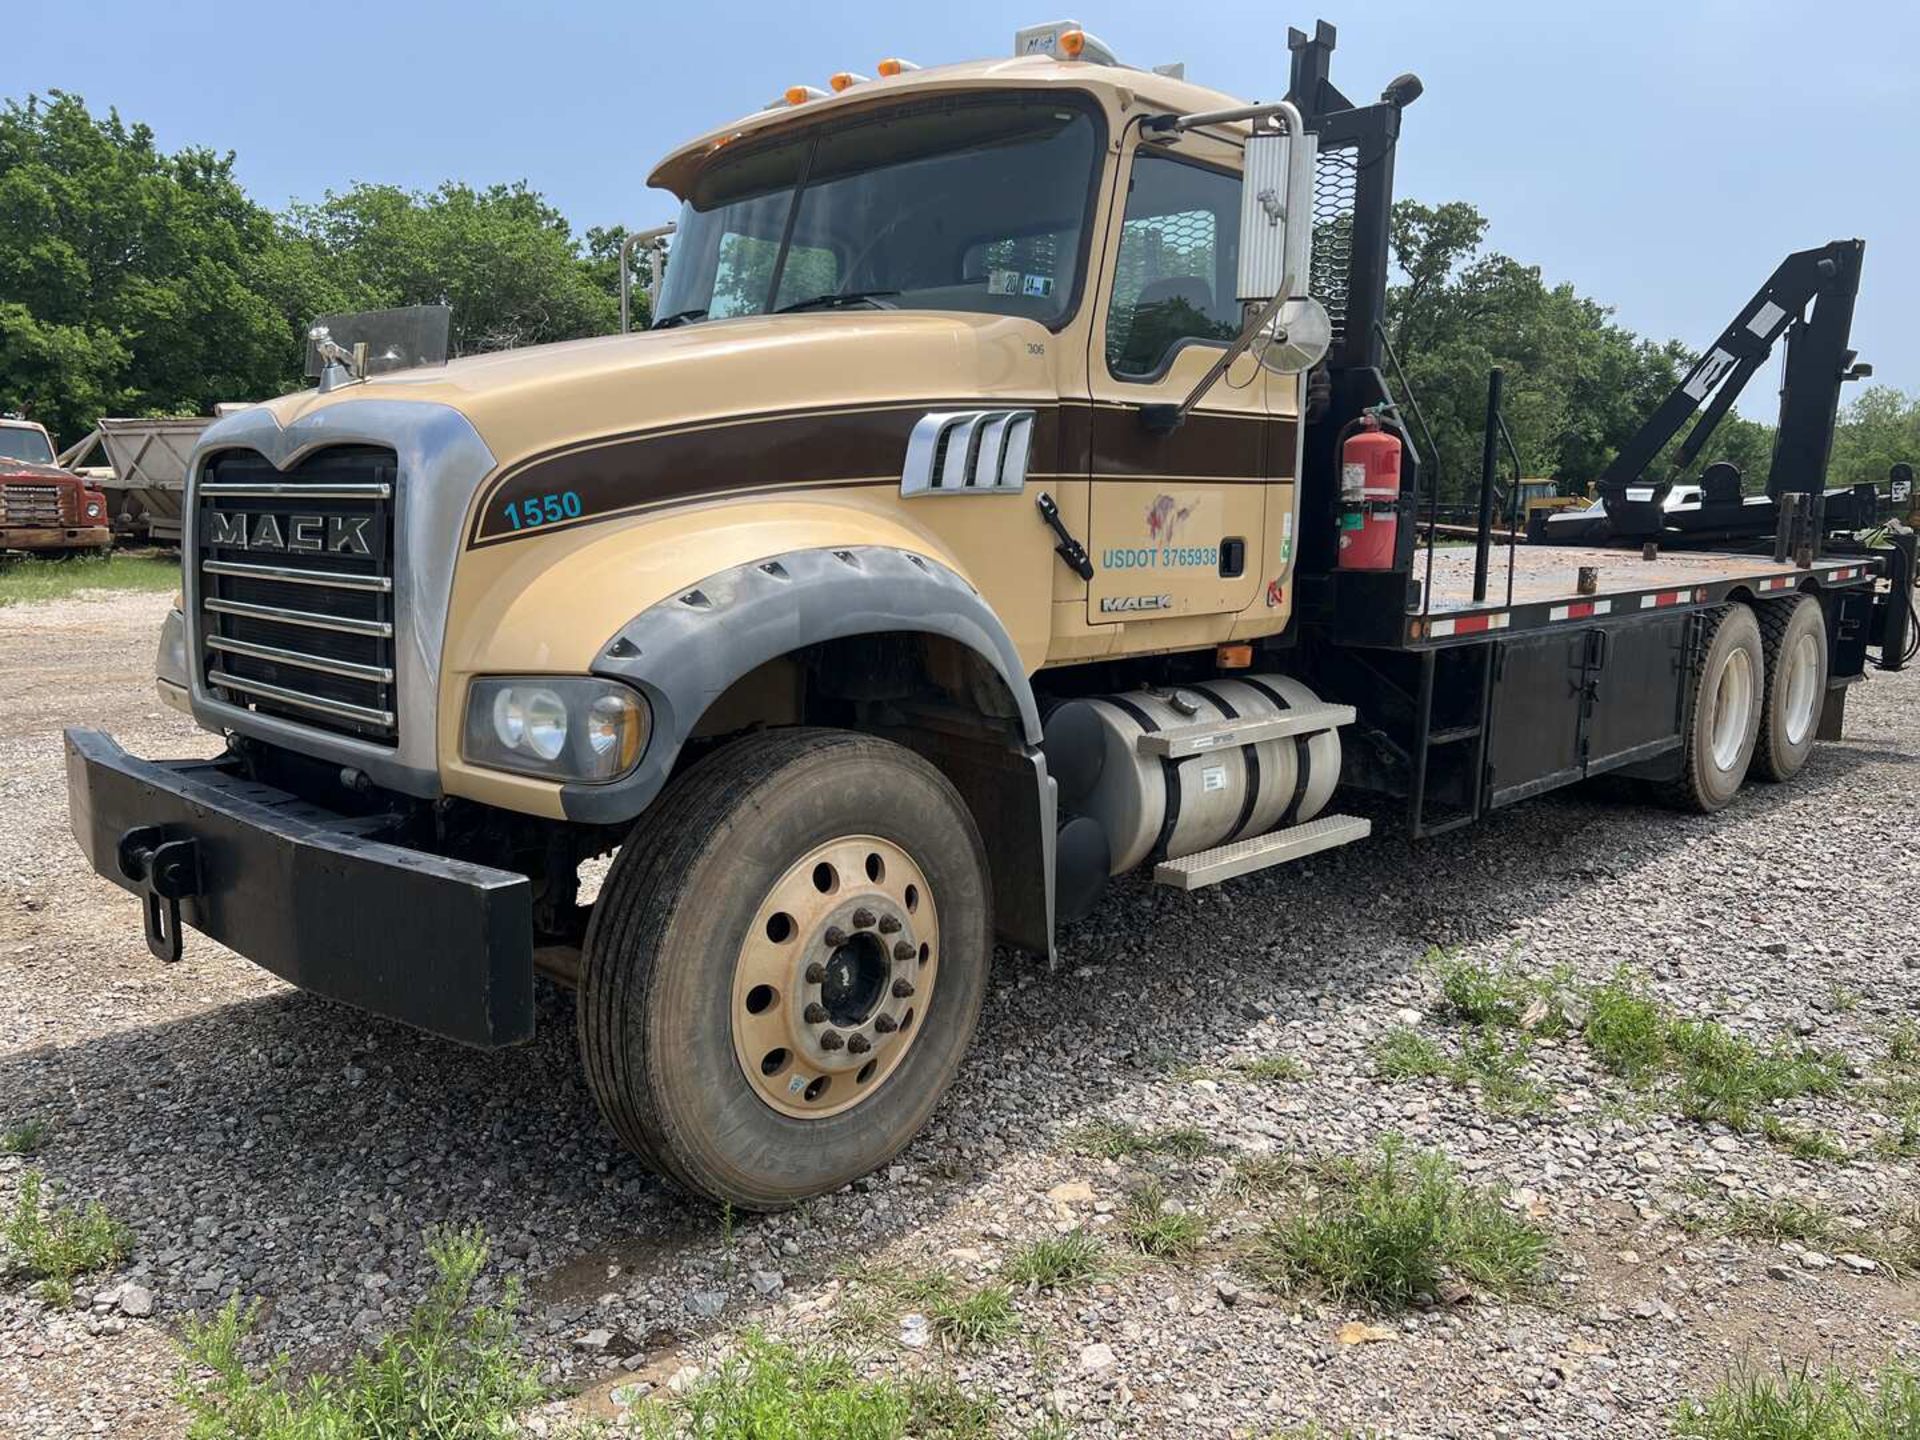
1781, 631, 1821, 747
1710, 646, 1756, 771
730, 835, 939, 1120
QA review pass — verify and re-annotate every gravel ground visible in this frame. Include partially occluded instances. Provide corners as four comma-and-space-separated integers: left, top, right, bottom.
2, 588, 1917, 1439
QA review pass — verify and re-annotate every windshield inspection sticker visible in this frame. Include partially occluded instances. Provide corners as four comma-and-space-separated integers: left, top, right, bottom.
1023, 274, 1055, 298
988, 269, 1023, 296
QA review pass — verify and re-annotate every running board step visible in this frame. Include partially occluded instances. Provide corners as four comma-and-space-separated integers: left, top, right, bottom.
1152, 813, 1373, 891
1135, 702, 1356, 758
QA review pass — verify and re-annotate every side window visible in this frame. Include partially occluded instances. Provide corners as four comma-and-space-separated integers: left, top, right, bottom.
1107, 149, 1242, 378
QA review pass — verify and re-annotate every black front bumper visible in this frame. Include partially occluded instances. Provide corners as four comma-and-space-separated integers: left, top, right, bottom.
63, 728, 534, 1047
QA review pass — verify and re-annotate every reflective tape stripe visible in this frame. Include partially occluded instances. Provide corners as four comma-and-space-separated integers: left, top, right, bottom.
1548, 599, 1614, 622
1428, 612, 1511, 638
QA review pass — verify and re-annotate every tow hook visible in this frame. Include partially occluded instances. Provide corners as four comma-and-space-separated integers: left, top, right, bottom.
115, 827, 203, 963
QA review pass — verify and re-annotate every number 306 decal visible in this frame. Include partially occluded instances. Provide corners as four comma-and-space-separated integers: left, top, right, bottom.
501, 490, 583, 531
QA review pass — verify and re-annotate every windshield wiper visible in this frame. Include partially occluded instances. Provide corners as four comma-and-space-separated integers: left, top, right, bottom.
650, 307, 708, 330
774, 290, 900, 314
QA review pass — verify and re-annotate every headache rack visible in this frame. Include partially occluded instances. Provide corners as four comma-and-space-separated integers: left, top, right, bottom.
193, 446, 400, 744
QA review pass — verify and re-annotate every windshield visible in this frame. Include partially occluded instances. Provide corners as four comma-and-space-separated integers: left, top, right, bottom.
0, 427, 54, 465
654, 93, 1101, 330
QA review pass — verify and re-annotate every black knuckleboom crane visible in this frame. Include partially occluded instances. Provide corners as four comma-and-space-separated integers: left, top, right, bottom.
1532, 238, 1914, 669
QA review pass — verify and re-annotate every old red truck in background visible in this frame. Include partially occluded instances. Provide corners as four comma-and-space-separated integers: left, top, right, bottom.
0, 417, 111, 555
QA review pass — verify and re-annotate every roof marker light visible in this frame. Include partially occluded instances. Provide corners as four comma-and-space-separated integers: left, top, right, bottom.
785, 85, 830, 105
1058, 28, 1086, 57
830, 71, 871, 92
876, 57, 920, 77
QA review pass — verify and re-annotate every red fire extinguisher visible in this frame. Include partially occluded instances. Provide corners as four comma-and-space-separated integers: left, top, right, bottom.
1337, 415, 1402, 570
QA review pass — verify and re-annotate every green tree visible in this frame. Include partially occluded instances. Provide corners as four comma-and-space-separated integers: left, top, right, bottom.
287, 181, 618, 355
1829, 384, 1920, 490
0, 91, 332, 443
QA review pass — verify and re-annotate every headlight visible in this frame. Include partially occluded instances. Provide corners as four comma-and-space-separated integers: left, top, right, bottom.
463, 677, 648, 784
85, 501, 104, 519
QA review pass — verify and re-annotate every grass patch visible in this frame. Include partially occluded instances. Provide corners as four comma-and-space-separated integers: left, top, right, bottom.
1668, 1021, 1845, 1131
1579, 970, 1848, 1133
1247, 1138, 1547, 1311
1002, 1232, 1105, 1291
2, 1170, 131, 1306
1761, 1117, 1851, 1163
1872, 1106, 1920, 1159
630, 1333, 996, 1440
1374, 1028, 1448, 1080
1675, 1358, 1920, 1439
1232, 1055, 1309, 1083
1863, 1202, 1920, 1279
1, 1118, 51, 1155
176, 1226, 545, 1437
0, 551, 180, 606
1584, 970, 1668, 1079
847, 1263, 957, 1309
1119, 1180, 1206, 1260
1719, 1197, 1835, 1245
1374, 1026, 1550, 1114
1429, 948, 1571, 1035
1889, 1022, 1919, 1070
927, 1284, 1017, 1351
1226, 1154, 1297, 1201
1061, 1120, 1219, 1162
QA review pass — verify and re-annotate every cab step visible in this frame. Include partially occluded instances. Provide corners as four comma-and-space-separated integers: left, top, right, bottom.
1152, 813, 1373, 891
1134, 702, 1356, 758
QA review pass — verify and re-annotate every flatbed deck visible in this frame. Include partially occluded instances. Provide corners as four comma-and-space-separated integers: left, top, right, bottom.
1404, 544, 1876, 644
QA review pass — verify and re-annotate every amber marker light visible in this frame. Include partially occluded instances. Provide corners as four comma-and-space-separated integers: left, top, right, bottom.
876, 57, 920, 77
1058, 28, 1087, 58
830, 71, 871, 92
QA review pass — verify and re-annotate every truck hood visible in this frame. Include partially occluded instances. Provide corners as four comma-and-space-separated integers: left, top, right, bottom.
251, 310, 1058, 484
0, 459, 86, 487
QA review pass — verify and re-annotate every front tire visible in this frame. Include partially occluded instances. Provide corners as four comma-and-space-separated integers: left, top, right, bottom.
1751, 594, 1828, 783
1664, 603, 1764, 813
578, 728, 991, 1210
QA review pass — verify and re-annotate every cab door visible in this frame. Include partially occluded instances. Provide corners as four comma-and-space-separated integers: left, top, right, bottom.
1083, 131, 1271, 635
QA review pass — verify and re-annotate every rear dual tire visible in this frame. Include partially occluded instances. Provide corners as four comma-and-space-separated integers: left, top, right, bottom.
1665, 595, 1827, 811
1666, 603, 1764, 812
1752, 594, 1828, 783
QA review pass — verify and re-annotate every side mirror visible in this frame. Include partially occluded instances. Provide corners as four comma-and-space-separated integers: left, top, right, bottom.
1234, 127, 1326, 376
620, 224, 677, 333
1235, 128, 1314, 307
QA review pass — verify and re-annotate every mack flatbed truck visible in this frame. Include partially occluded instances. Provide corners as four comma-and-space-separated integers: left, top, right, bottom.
64, 20, 1916, 1209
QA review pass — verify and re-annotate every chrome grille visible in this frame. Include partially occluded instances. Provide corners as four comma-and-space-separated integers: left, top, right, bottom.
195, 446, 399, 744
0, 484, 66, 526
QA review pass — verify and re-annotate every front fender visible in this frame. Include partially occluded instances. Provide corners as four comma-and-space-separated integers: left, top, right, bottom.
562, 544, 1041, 826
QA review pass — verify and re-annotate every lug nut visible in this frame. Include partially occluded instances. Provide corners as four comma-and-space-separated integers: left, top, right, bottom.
878, 914, 902, 934
847, 1033, 872, 1055
819, 1030, 845, 1051
824, 926, 848, 948
892, 940, 915, 962
873, 1014, 898, 1034
891, 978, 916, 999
804, 962, 826, 984
804, 1003, 828, 1024
852, 907, 877, 929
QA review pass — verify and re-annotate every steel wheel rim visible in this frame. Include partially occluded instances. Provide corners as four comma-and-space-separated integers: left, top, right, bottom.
730, 835, 939, 1120
1710, 646, 1755, 771
1781, 631, 1821, 747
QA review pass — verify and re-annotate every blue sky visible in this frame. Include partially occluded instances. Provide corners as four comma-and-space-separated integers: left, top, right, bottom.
14, 2, 1918, 414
